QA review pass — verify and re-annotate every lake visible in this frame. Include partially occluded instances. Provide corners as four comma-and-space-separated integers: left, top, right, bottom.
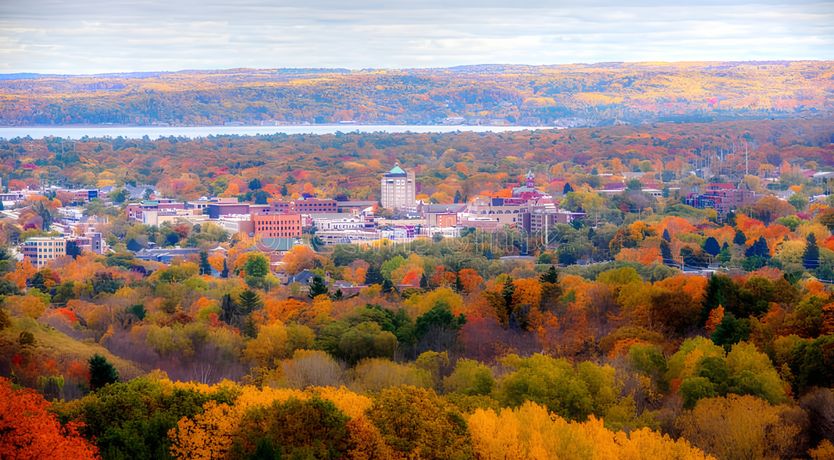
0, 124, 548, 139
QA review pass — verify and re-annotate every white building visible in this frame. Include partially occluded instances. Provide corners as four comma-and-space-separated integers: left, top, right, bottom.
380, 164, 416, 211
22, 237, 66, 268
313, 215, 368, 231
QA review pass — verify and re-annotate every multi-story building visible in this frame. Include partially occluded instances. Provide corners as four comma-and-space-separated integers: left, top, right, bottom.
684, 183, 757, 217
527, 205, 585, 233
253, 213, 303, 238
22, 237, 67, 268
315, 229, 380, 245
380, 164, 416, 210
126, 199, 186, 221
68, 232, 106, 255
271, 198, 338, 214
463, 196, 526, 228
0, 190, 27, 206
141, 208, 202, 226
217, 215, 255, 236
206, 202, 251, 219
314, 215, 369, 231
420, 203, 467, 227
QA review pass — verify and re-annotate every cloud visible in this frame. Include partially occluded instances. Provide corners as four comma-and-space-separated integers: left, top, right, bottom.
0, 0, 832, 73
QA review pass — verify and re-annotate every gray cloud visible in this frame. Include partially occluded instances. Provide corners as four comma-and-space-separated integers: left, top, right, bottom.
0, 0, 832, 74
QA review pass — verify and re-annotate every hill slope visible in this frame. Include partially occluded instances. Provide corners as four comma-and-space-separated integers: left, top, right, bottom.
0, 61, 831, 126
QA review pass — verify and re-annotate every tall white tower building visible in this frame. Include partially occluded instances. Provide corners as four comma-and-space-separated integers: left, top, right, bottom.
380, 164, 416, 210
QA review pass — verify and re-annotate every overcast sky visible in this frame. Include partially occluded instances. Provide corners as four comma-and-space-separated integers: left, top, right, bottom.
1, 0, 833, 74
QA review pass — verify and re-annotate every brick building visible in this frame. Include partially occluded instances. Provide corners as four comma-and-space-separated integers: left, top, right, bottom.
253, 213, 303, 238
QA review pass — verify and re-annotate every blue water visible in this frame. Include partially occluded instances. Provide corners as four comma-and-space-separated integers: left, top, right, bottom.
0, 124, 546, 139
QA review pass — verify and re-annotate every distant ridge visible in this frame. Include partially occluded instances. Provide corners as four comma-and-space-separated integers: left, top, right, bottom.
0, 61, 831, 127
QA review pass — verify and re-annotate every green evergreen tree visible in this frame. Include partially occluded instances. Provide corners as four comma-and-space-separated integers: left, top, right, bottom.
711, 313, 751, 350
381, 278, 394, 293
220, 293, 238, 325
733, 229, 747, 246
660, 239, 674, 264
454, 272, 463, 292
364, 265, 383, 285
239, 289, 263, 313
309, 275, 329, 298
539, 265, 558, 283
502, 277, 515, 309
66, 240, 82, 259
803, 233, 820, 269
221, 259, 229, 278
744, 236, 770, 259
88, 353, 119, 391
703, 237, 721, 257
199, 251, 212, 275
724, 210, 737, 227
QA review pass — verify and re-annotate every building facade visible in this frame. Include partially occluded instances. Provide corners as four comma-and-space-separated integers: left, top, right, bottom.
22, 237, 67, 268
684, 183, 757, 217
253, 213, 303, 238
271, 198, 338, 214
206, 203, 250, 219
380, 164, 416, 210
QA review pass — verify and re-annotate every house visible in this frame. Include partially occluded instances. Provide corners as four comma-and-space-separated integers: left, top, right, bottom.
332, 280, 364, 297
287, 269, 318, 286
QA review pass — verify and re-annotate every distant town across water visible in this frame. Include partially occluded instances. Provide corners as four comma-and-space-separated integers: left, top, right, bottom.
0, 124, 547, 140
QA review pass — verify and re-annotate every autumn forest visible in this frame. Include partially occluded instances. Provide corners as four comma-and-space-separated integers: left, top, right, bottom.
1, 58, 834, 460
1, 61, 832, 127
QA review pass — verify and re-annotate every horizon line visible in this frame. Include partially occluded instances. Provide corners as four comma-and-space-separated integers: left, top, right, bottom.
2, 59, 831, 78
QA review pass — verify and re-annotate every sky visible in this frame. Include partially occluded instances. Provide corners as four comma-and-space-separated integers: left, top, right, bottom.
1, 0, 833, 74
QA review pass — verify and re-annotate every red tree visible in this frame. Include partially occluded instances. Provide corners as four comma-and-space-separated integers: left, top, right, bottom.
0, 377, 99, 459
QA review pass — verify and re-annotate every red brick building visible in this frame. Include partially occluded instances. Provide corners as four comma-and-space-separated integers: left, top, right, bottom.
253, 213, 303, 238
270, 198, 337, 214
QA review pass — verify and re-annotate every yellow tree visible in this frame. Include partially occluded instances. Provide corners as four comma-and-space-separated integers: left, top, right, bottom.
676, 395, 806, 460
468, 402, 712, 460
281, 245, 319, 275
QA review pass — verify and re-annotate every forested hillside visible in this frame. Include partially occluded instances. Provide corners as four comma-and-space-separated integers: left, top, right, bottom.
1, 61, 832, 126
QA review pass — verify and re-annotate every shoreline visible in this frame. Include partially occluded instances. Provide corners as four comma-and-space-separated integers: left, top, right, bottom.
0, 124, 552, 140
